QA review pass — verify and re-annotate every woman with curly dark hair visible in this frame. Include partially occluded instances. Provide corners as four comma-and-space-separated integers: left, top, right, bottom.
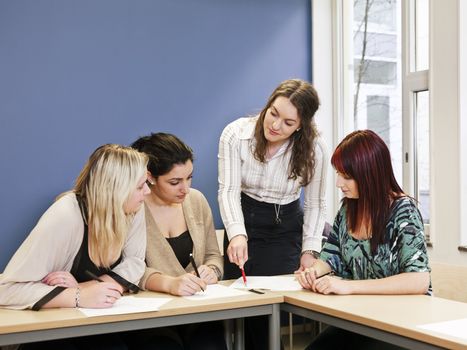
218, 79, 328, 349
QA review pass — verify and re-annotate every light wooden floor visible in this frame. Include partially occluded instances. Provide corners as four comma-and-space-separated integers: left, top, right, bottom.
283, 332, 314, 350
282, 319, 317, 350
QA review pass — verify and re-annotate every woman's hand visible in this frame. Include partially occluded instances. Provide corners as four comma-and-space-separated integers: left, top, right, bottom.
311, 276, 351, 295
79, 282, 123, 308
297, 253, 318, 272
295, 266, 320, 290
42, 271, 78, 288
227, 235, 248, 268
198, 264, 218, 284
168, 273, 207, 296
295, 259, 333, 291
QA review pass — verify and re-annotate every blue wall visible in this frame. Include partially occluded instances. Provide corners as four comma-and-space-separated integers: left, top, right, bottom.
0, 0, 311, 271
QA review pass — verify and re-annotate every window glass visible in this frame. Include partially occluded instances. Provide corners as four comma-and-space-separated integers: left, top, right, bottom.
415, 0, 429, 71
354, 0, 397, 30
415, 90, 430, 224
352, 0, 402, 184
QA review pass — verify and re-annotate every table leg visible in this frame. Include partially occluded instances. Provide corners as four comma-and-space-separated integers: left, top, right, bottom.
269, 304, 281, 350
234, 318, 245, 350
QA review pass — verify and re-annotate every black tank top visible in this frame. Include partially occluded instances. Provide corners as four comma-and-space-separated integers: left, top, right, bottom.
70, 195, 121, 282
166, 230, 193, 269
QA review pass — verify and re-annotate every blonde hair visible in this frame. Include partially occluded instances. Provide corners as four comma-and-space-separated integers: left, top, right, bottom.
74, 144, 148, 268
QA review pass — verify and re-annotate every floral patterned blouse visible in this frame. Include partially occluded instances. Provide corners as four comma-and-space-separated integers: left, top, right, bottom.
321, 197, 431, 285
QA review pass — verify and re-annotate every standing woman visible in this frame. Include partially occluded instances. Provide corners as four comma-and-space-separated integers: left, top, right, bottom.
129, 133, 226, 350
218, 79, 328, 278
297, 130, 430, 350
0, 144, 150, 349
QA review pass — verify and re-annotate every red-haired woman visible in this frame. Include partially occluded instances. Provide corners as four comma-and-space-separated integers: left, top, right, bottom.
297, 130, 430, 350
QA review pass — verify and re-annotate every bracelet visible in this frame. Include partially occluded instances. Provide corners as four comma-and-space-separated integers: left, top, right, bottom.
208, 265, 222, 280
301, 250, 320, 259
75, 287, 80, 308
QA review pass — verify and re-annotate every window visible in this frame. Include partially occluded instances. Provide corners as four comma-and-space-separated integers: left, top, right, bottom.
346, 0, 403, 185
402, 0, 430, 238
367, 95, 390, 143
414, 91, 430, 225
341, 0, 430, 237
314, 0, 465, 261
354, 59, 397, 85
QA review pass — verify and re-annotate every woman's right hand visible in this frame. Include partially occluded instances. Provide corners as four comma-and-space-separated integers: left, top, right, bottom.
295, 266, 320, 291
79, 282, 122, 308
227, 235, 248, 268
168, 273, 207, 296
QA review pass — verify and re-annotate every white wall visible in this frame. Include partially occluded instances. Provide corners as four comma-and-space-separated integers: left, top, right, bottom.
428, 0, 466, 265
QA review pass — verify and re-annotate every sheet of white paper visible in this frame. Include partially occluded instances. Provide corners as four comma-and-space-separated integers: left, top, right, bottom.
229, 276, 303, 291
78, 296, 172, 317
417, 318, 467, 340
183, 283, 250, 300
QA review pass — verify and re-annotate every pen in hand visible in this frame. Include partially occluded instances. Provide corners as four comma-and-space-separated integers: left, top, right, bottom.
189, 253, 205, 292
85, 270, 104, 282
240, 267, 247, 287
85, 270, 123, 296
316, 271, 333, 279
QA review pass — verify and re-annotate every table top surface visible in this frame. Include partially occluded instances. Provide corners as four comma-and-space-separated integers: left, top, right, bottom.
283, 290, 467, 349
2, 283, 467, 350
0, 289, 283, 335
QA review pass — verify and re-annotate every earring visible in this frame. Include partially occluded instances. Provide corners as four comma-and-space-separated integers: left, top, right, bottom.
146, 180, 154, 186
296, 128, 301, 132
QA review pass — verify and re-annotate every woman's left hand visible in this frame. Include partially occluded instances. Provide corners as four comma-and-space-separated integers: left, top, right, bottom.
42, 271, 78, 288
197, 265, 218, 284
312, 276, 351, 295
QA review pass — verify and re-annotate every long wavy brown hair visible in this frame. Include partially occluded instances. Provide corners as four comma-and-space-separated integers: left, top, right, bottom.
253, 79, 320, 186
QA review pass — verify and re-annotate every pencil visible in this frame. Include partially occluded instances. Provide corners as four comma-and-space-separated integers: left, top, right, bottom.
85, 270, 123, 296
316, 271, 333, 279
240, 267, 247, 287
85, 270, 104, 282
189, 253, 205, 292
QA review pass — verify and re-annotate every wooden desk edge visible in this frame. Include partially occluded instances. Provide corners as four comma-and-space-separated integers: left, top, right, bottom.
283, 295, 467, 350
0, 293, 283, 335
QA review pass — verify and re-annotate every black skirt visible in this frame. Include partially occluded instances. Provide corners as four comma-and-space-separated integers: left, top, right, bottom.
224, 192, 304, 279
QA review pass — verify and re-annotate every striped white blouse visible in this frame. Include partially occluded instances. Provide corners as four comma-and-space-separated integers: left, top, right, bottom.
218, 116, 328, 251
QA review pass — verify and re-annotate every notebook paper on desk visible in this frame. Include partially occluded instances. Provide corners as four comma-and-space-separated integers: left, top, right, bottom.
229, 276, 303, 291
417, 317, 467, 340
183, 284, 249, 300
78, 296, 172, 317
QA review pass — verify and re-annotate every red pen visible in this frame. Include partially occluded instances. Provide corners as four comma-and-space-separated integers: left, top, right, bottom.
240, 267, 247, 287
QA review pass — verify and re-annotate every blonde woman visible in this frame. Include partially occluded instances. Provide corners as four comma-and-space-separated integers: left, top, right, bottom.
0, 144, 150, 349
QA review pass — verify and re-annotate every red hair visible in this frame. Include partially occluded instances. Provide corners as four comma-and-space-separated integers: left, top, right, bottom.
331, 130, 404, 253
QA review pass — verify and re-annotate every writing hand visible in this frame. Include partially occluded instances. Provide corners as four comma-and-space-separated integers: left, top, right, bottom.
169, 273, 207, 296
79, 282, 122, 308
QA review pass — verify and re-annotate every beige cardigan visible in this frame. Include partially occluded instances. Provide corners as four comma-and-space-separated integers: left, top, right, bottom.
0, 193, 146, 310
140, 188, 223, 289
